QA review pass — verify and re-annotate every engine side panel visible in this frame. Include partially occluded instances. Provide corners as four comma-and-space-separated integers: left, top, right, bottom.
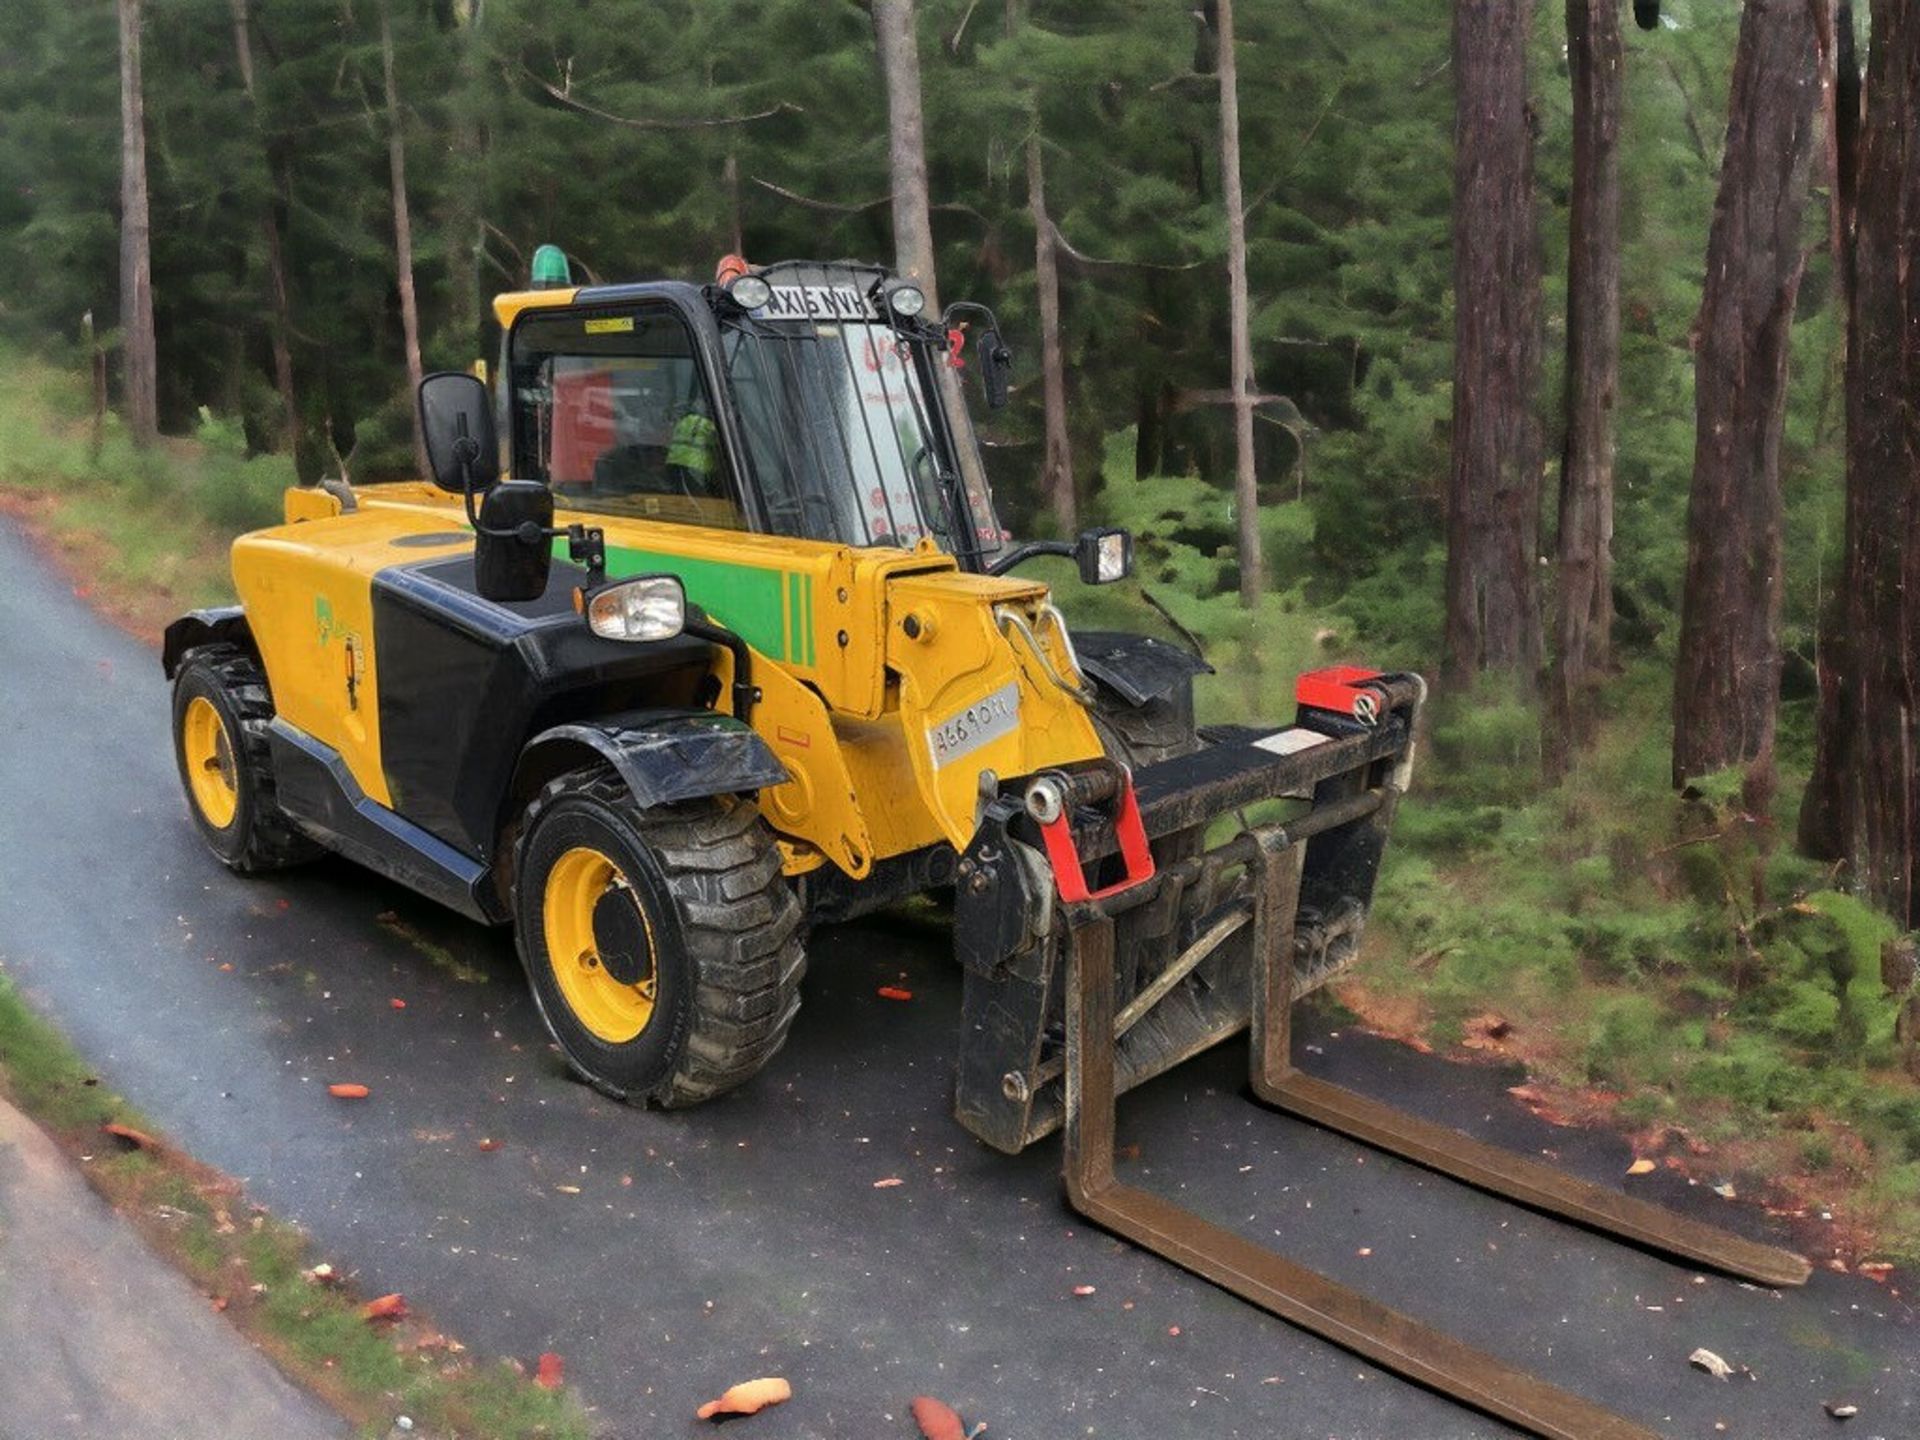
370, 553, 713, 858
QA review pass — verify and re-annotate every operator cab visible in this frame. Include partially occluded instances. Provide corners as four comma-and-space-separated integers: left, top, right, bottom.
433, 252, 1131, 606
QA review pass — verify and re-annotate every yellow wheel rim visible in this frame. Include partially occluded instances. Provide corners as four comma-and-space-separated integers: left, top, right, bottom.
182, 695, 239, 830
542, 846, 658, 1044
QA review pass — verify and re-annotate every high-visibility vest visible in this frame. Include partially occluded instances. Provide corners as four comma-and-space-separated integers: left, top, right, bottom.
667, 411, 718, 475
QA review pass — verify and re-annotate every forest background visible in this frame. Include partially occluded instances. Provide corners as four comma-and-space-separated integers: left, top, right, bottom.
4, 0, 1919, 1266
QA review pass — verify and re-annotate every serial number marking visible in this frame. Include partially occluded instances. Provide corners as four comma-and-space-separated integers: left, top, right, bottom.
928, 682, 1021, 769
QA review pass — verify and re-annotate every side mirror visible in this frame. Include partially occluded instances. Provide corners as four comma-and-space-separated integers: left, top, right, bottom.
1074, 527, 1133, 586
475, 480, 554, 602
980, 329, 1013, 410
418, 372, 499, 495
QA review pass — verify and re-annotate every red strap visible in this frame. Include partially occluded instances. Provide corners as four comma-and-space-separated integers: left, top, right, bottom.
1036, 772, 1156, 905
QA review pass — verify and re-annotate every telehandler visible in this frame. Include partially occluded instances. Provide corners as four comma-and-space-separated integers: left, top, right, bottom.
166, 254, 1804, 1439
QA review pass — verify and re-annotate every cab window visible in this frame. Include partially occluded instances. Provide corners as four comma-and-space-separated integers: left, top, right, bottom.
509, 305, 741, 530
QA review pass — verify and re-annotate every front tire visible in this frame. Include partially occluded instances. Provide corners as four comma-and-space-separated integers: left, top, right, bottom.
170, 645, 320, 873
513, 768, 805, 1107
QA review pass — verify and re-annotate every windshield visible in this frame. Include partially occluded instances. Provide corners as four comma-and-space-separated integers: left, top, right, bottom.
718, 264, 1002, 559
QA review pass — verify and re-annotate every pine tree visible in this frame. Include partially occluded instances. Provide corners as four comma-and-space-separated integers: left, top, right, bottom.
1546, 0, 1624, 776
1444, 0, 1544, 687
1670, 0, 1821, 788
1800, 0, 1920, 925
117, 0, 158, 444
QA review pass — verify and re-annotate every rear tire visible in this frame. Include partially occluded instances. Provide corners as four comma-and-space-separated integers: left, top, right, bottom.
513, 767, 805, 1107
170, 645, 321, 874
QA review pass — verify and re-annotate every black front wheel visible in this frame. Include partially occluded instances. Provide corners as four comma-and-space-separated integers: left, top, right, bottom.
169, 645, 320, 873
512, 768, 806, 1107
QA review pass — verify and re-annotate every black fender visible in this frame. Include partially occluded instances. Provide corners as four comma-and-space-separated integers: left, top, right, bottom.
1074, 630, 1211, 708
508, 709, 789, 822
162, 607, 255, 679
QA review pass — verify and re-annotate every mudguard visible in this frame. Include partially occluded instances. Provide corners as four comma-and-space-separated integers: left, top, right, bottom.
513, 710, 789, 812
1074, 630, 1211, 708
162, 607, 255, 678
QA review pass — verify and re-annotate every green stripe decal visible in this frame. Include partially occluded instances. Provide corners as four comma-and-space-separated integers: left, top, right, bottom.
806, 573, 815, 665
564, 539, 793, 660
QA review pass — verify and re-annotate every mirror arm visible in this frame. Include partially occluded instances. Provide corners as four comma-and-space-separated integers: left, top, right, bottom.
987, 539, 1076, 577
565, 524, 606, 585
684, 612, 757, 723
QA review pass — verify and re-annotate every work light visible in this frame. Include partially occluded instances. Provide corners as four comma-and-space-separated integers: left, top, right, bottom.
887, 283, 927, 319
726, 273, 773, 311
586, 575, 687, 642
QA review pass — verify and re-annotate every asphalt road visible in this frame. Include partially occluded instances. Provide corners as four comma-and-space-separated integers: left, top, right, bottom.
0, 515, 1913, 1440
0, 1094, 347, 1440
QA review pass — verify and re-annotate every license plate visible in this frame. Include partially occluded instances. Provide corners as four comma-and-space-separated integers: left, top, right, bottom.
928, 683, 1020, 769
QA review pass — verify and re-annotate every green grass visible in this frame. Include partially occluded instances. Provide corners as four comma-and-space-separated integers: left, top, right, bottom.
0, 344, 289, 610
1356, 674, 1920, 1262
0, 972, 592, 1437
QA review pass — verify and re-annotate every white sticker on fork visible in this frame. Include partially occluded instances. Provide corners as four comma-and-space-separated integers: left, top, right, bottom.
1253, 728, 1331, 756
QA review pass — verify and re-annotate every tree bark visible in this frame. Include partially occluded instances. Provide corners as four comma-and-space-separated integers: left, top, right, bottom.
230, 0, 301, 454
1802, 0, 1864, 862
1443, 0, 1544, 688
872, 0, 1000, 547
1026, 139, 1076, 533
1215, 0, 1262, 605
1800, 0, 1920, 926
1546, 0, 1624, 777
1671, 0, 1821, 787
117, 0, 158, 446
443, 0, 485, 366
380, 0, 429, 480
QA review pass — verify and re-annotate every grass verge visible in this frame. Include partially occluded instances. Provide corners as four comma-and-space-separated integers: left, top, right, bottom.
0, 973, 591, 1437
1339, 672, 1920, 1270
0, 341, 277, 635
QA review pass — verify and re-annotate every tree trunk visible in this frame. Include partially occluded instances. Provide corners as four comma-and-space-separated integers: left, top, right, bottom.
1800, 0, 1920, 926
1546, 0, 1624, 777
1671, 0, 1821, 787
873, 0, 937, 304
443, 0, 485, 366
1216, 0, 1262, 605
1802, 0, 1864, 862
230, 0, 300, 454
872, 0, 1000, 548
380, 0, 429, 480
1027, 138, 1075, 533
1443, 0, 1544, 688
117, 0, 157, 446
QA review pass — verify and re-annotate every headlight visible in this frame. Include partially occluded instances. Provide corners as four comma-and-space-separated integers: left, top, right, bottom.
887, 283, 927, 319
1073, 527, 1134, 585
586, 575, 686, 642
726, 273, 773, 311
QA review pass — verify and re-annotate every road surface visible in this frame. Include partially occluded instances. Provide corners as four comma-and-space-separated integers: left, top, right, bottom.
0, 1094, 347, 1440
0, 516, 1912, 1439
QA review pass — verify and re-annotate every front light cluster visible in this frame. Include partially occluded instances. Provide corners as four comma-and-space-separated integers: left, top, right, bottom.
586, 575, 687, 642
